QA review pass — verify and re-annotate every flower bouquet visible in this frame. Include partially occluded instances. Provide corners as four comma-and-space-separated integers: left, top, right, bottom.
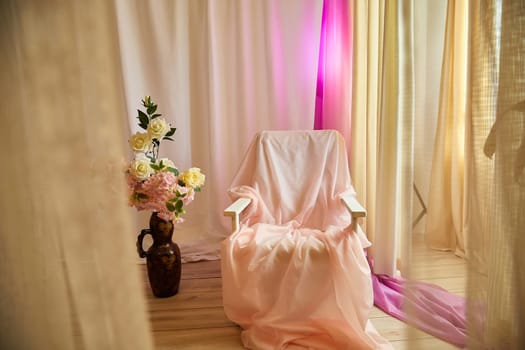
127, 96, 204, 297
126, 96, 205, 223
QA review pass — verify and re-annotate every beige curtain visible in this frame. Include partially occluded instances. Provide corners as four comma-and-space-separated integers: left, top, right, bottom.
351, 0, 414, 276
0, 1, 153, 349
413, 0, 447, 235
467, 0, 525, 348
115, 0, 323, 261
425, 0, 469, 257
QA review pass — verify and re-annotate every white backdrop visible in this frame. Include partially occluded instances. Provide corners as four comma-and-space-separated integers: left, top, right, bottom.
115, 0, 323, 260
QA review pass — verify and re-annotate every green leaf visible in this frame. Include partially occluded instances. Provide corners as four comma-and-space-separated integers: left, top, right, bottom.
163, 137, 174, 141
194, 187, 201, 192
159, 160, 164, 168
150, 164, 161, 171
175, 199, 183, 212
147, 105, 158, 115
166, 202, 176, 212
138, 122, 148, 130
137, 110, 149, 127
133, 192, 148, 203
168, 167, 179, 176
151, 113, 162, 119
165, 127, 176, 137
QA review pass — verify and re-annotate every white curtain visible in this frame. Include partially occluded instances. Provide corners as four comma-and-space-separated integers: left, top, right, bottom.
350, 0, 414, 276
0, 0, 153, 349
115, 0, 323, 261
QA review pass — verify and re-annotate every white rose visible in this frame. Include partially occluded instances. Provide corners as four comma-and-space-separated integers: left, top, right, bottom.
147, 118, 170, 140
180, 167, 205, 188
129, 132, 151, 153
130, 157, 153, 180
158, 158, 176, 170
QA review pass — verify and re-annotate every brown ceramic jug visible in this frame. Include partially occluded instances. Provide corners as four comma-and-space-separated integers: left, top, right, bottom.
137, 212, 181, 297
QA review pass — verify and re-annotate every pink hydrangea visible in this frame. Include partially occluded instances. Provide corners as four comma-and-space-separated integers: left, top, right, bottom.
127, 170, 197, 222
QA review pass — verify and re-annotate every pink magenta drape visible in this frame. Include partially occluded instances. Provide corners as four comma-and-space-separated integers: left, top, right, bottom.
368, 258, 467, 348
314, 0, 352, 143
314, 0, 467, 347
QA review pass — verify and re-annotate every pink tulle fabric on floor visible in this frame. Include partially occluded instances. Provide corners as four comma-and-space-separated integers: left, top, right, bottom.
368, 258, 467, 348
221, 130, 392, 349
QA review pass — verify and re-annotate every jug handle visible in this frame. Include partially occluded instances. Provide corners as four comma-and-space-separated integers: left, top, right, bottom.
137, 229, 151, 258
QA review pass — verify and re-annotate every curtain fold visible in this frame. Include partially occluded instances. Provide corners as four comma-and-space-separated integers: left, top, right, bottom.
412, 0, 447, 235
425, 0, 469, 257
115, 0, 323, 261
350, 0, 414, 276
0, 0, 154, 349
375, 0, 415, 276
350, 0, 380, 244
314, 0, 353, 144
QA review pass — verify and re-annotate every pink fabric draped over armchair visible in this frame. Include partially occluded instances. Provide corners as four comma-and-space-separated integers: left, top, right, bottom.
221, 130, 392, 349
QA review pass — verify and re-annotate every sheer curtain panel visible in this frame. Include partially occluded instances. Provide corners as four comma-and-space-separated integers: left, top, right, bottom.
0, 1, 154, 349
467, 0, 525, 348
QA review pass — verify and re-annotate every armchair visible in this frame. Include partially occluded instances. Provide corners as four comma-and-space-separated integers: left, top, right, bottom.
221, 130, 391, 349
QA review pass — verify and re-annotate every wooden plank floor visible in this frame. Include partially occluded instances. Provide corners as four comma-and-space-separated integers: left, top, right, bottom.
143, 235, 466, 349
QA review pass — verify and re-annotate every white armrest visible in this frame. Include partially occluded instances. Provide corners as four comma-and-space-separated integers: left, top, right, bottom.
341, 195, 366, 218
224, 198, 251, 232
341, 195, 366, 232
